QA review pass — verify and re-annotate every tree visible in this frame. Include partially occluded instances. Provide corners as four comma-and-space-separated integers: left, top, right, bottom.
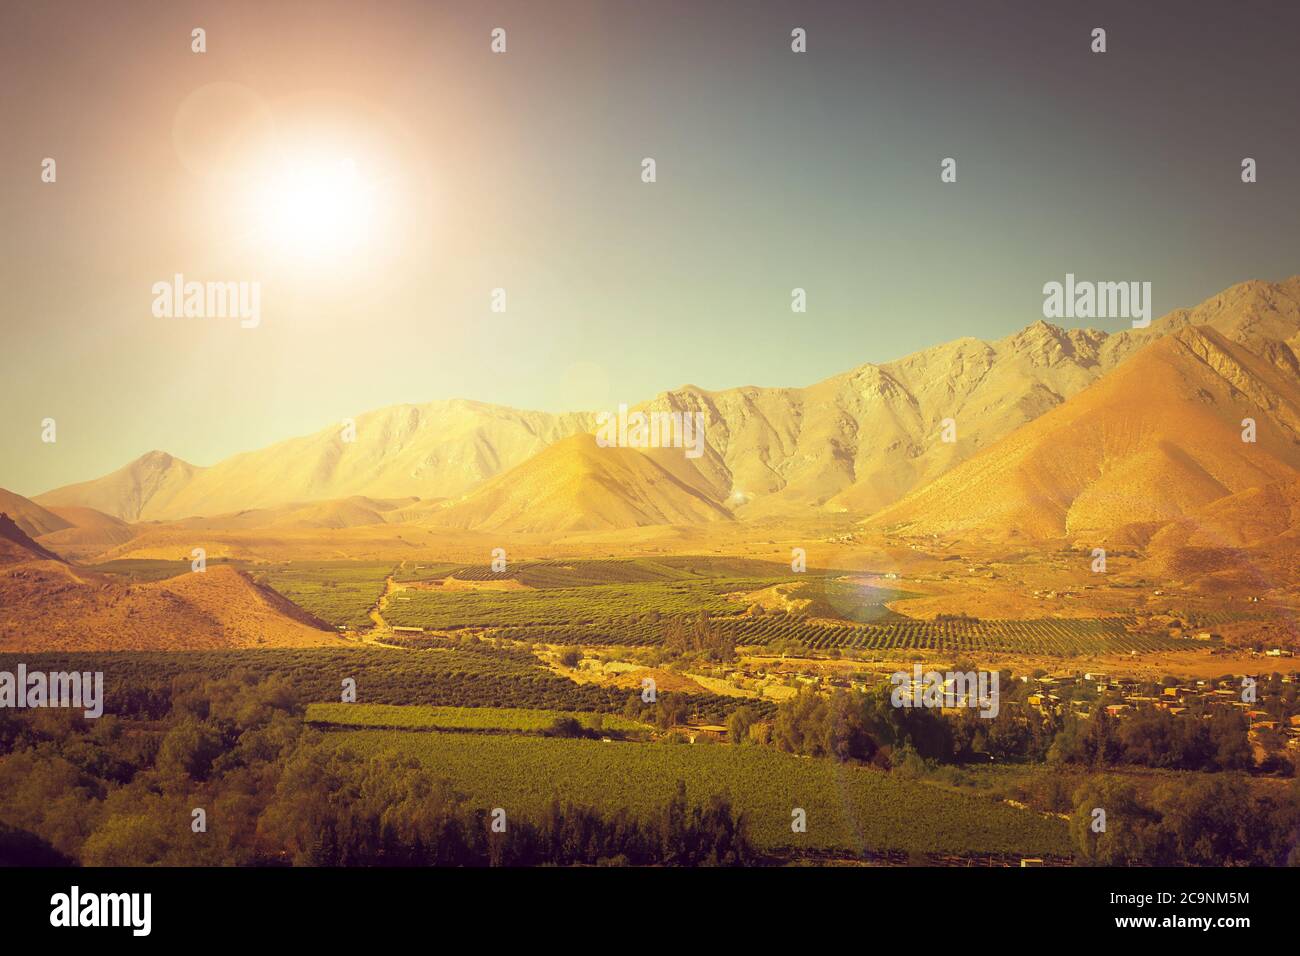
726, 706, 758, 745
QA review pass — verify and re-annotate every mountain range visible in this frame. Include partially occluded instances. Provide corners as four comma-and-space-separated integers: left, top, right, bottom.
11, 276, 1300, 548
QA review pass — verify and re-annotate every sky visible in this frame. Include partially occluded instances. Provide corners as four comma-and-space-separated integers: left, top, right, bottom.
2, 0, 1299, 495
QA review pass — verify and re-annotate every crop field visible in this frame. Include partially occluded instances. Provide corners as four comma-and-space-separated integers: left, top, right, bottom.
382, 558, 898, 631
414, 614, 1199, 657
390, 562, 473, 583
382, 578, 790, 629
252, 562, 395, 629
325, 728, 1072, 857
392, 555, 856, 585
724, 614, 1200, 656
1, 648, 749, 722
361, 556, 1197, 656
305, 702, 649, 734
102, 553, 1203, 658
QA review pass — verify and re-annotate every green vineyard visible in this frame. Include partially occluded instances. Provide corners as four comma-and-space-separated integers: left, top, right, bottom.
252, 561, 394, 629
324, 728, 1072, 857
305, 702, 649, 734
401, 556, 823, 588
404, 614, 1201, 656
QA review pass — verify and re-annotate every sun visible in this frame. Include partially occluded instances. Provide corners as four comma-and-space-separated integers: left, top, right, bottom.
249, 155, 380, 262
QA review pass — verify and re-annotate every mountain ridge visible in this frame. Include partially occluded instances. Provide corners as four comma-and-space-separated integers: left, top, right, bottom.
30, 276, 1300, 535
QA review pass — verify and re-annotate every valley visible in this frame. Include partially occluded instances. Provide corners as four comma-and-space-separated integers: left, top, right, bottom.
4, 277, 1300, 868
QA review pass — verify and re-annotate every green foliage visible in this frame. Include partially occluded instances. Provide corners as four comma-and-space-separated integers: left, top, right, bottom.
772, 686, 953, 764
0, 674, 755, 866
0, 649, 756, 726
384, 578, 780, 630
305, 703, 647, 735
1071, 775, 1300, 866
254, 562, 395, 629
664, 611, 735, 662
1050, 705, 1256, 772
325, 728, 1072, 857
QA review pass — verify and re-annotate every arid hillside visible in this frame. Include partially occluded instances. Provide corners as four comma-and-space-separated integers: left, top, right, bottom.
36, 403, 594, 522
29, 277, 1300, 536
0, 558, 345, 651
866, 325, 1300, 541
0, 489, 73, 538
431, 433, 734, 533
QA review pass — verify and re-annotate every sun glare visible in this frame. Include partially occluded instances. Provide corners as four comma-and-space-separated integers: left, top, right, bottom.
250, 156, 379, 262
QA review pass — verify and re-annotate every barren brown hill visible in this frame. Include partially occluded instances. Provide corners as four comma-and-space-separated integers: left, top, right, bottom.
33, 450, 200, 522
865, 326, 1300, 541
168, 495, 423, 531
0, 489, 72, 538
34, 506, 137, 561
0, 513, 63, 564
1138, 477, 1300, 594
0, 562, 345, 651
431, 433, 734, 533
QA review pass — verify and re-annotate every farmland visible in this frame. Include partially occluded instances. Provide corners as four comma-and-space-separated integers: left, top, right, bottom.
391, 612, 1200, 658
306, 702, 649, 735
0, 648, 749, 722
357, 556, 1204, 656
400, 556, 818, 587
85, 558, 395, 630
249, 562, 394, 629
325, 727, 1072, 858
383, 578, 783, 629
81, 554, 1216, 661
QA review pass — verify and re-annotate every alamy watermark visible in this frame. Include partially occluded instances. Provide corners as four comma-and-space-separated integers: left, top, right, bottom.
890, 665, 1000, 718
1043, 274, 1152, 328
595, 404, 706, 459
0, 665, 103, 718
50, 886, 150, 936
152, 274, 261, 329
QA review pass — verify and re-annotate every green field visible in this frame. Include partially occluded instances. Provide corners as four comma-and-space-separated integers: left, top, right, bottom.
383, 578, 787, 630
722, 614, 1197, 656
418, 556, 823, 587
1, 648, 755, 724
325, 728, 1071, 858
306, 702, 649, 735
382, 558, 901, 632
251, 562, 394, 629
375, 557, 1194, 656
86, 554, 1203, 658
397, 614, 1199, 657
